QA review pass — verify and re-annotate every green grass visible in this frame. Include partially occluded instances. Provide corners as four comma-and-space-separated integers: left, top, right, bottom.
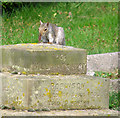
109, 91, 120, 110
94, 69, 119, 79
2, 2, 118, 54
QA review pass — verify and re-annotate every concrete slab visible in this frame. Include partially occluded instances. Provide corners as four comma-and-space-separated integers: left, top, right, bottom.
0, 109, 118, 116
110, 79, 120, 93
1, 72, 109, 110
0, 43, 87, 75
87, 52, 119, 72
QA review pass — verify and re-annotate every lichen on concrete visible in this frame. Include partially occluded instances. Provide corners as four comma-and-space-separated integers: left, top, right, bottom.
1, 72, 110, 110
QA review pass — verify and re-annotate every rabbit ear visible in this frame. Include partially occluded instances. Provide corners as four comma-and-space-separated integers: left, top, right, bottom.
40, 20, 43, 25
47, 22, 49, 26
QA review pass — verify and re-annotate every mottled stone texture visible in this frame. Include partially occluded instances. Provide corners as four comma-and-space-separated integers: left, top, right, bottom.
0, 43, 87, 75
1, 73, 109, 110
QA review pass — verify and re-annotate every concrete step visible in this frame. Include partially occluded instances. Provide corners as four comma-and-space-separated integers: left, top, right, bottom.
0, 43, 87, 75
0, 72, 109, 110
0, 109, 118, 117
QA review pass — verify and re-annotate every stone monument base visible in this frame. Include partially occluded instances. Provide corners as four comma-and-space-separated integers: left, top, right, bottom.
1, 72, 109, 110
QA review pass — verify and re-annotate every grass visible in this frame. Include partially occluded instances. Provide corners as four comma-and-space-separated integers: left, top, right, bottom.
2, 2, 118, 55
94, 69, 119, 79
109, 91, 119, 111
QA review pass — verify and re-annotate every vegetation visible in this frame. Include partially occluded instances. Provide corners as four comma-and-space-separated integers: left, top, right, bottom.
2, 2, 118, 54
109, 91, 119, 111
94, 69, 119, 79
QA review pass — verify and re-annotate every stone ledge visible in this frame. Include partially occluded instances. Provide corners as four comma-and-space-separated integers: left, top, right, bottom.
0, 109, 118, 116
1, 72, 109, 110
0, 43, 87, 75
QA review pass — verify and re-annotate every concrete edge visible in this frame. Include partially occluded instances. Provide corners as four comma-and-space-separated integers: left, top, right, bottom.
0, 109, 118, 116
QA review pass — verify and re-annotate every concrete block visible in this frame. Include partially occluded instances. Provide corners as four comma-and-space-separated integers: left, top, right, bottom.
1, 72, 110, 110
2, 73, 28, 109
110, 79, 120, 93
87, 52, 119, 72
0, 43, 87, 75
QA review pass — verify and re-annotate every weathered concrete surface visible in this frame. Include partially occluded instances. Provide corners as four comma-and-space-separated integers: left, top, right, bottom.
0, 109, 118, 116
87, 52, 119, 72
0, 43, 87, 75
110, 79, 120, 93
1, 72, 109, 110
